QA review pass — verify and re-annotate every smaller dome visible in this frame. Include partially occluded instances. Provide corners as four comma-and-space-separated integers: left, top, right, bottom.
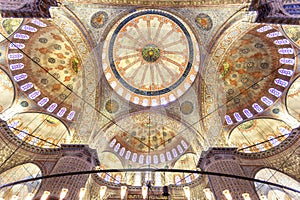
7, 113, 70, 148
229, 118, 292, 153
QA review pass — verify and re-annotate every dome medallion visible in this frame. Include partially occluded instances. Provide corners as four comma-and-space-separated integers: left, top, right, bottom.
102, 9, 200, 106
142, 44, 161, 62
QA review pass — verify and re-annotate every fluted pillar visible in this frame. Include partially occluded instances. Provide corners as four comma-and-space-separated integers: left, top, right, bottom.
35, 144, 98, 200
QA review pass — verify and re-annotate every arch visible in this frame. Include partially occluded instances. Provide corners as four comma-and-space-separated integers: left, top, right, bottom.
0, 67, 15, 114
203, 18, 295, 129
91, 110, 197, 168
228, 118, 292, 153
254, 168, 300, 199
6, 112, 71, 148
174, 174, 182, 185
0, 163, 41, 199
286, 75, 300, 121
173, 153, 198, 170
98, 152, 123, 170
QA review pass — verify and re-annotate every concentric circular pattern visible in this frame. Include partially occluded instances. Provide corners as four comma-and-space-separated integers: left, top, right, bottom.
20, 101, 29, 107
105, 99, 119, 113
222, 25, 296, 125
103, 9, 200, 106
195, 13, 213, 31
180, 101, 194, 115
7, 19, 80, 121
272, 108, 280, 114
90, 11, 108, 29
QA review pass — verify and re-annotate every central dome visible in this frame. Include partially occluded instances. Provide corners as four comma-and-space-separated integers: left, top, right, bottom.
102, 9, 200, 106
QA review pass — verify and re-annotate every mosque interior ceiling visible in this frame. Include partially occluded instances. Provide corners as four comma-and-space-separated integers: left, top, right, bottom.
0, 0, 299, 199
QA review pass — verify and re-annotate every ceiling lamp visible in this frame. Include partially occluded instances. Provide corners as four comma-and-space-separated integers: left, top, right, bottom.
60, 188, 68, 200
79, 188, 87, 200
25, 193, 35, 200
183, 186, 191, 200
100, 186, 107, 199
142, 185, 148, 199
120, 186, 127, 200
41, 191, 50, 200
222, 190, 232, 200
203, 188, 213, 200
242, 193, 251, 200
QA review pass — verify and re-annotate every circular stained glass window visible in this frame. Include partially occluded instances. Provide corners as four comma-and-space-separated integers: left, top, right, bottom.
102, 9, 200, 106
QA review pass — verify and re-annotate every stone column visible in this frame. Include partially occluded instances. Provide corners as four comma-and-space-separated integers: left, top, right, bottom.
35, 144, 98, 200
198, 148, 259, 200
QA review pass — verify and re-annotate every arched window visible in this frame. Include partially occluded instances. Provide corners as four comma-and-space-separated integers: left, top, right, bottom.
29, 137, 39, 146
17, 129, 28, 140
185, 175, 192, 183
115, 174, 122, 184
268, 136, 280, 146
7, 120, 20, 129
134, 172, 141, 186
174, 175, 181, 185
261, 96, 273, 106
242, 144, 252, 153
104, 173, 111, 182
155, 172, 162, 186
255, 142, 266, 151
252, 103, 264, 113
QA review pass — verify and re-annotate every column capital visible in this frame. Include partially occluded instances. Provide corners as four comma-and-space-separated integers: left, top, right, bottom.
197, 147, 238, 170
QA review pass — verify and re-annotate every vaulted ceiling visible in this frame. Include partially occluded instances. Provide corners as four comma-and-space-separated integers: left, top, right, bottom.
0, 1, 299, 197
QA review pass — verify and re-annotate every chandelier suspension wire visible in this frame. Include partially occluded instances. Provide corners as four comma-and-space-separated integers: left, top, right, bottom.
0, 25, 297, 158
0, 13, 299, 200
1, 168, 300, 194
